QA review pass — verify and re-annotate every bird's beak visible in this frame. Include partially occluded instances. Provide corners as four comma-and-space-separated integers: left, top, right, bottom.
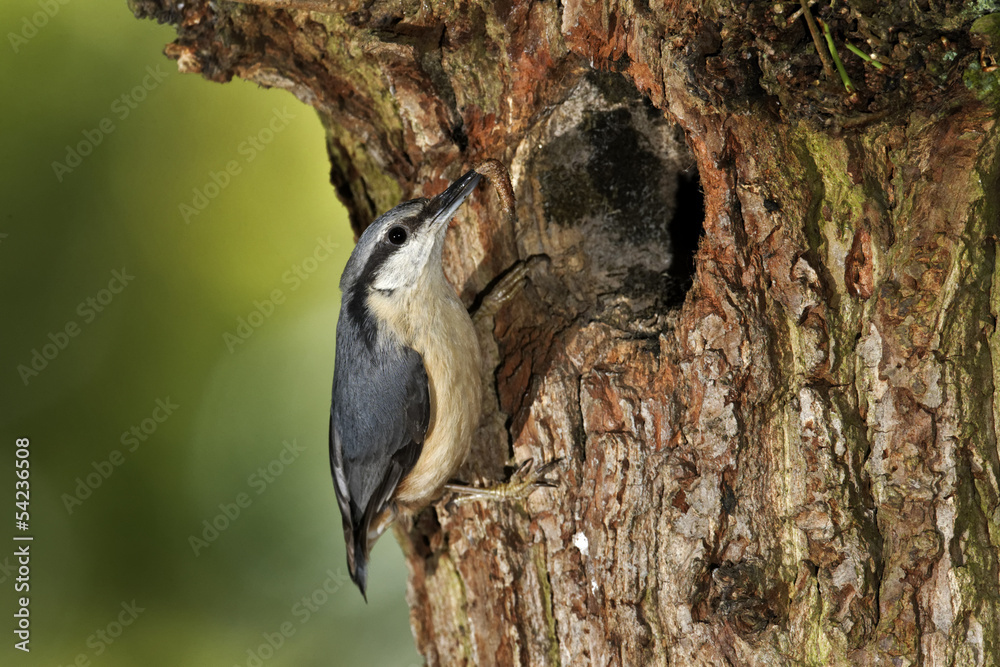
426, 170, 482, 232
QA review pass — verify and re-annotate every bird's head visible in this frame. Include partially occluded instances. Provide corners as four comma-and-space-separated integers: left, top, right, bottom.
340, 170, 482, 298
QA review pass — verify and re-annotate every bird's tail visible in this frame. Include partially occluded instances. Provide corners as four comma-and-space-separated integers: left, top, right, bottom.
348, 534, 369, 601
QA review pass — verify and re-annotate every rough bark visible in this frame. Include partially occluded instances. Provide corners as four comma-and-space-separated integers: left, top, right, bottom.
132, 1, 1000, 664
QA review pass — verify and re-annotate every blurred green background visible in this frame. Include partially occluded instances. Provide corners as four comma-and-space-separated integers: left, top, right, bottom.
0, 2, 420, 665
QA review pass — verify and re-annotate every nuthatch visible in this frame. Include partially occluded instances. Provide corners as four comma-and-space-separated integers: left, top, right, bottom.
329, 170, 484, 598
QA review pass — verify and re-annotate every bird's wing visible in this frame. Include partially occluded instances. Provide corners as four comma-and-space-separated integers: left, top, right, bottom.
329, 315, 429, 589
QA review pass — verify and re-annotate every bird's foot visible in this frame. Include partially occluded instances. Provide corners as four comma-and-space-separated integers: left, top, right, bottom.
444, 458, 560, 503
471, 255, 547, 323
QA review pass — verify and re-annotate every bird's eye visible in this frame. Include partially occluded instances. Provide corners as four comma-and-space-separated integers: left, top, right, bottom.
387, 226, 408, 245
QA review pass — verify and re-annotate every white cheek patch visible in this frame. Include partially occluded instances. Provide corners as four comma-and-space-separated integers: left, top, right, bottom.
372, 231, 437, 292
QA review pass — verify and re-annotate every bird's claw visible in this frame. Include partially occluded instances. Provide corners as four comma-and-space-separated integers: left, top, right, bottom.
444, 457, 561, 503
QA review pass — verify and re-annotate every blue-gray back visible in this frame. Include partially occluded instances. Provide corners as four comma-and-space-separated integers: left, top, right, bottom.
329, 303, 429, 529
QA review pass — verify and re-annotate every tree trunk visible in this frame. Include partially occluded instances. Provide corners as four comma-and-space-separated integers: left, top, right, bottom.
132, 1, 1000, 664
